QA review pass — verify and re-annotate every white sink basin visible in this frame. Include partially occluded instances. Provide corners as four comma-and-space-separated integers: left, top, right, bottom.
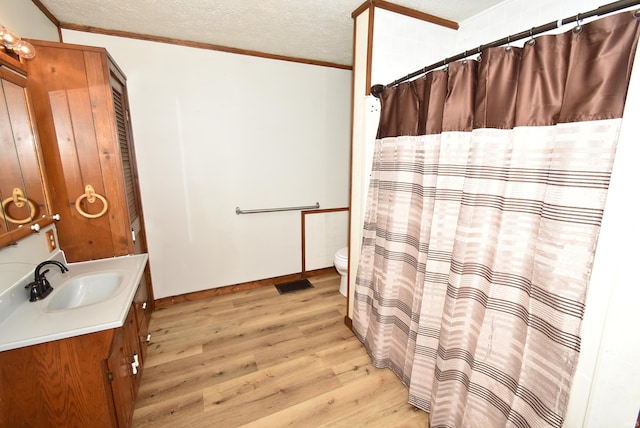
46, 272, 124, 311
0, 253, 148, 352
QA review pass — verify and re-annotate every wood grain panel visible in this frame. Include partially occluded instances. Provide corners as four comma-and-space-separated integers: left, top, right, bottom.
370, 0, 458, 29
0, 329, 116, 428
48, 89, 114, 257
84, 50, 130, 256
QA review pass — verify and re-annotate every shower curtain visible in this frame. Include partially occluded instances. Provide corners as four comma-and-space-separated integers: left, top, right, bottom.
353, 11, 640, 428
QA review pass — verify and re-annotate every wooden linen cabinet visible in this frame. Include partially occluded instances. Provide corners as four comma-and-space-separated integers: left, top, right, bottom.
25, 40, 148, 263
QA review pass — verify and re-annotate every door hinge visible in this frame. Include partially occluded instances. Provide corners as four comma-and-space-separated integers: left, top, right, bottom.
106, 369, 114, 382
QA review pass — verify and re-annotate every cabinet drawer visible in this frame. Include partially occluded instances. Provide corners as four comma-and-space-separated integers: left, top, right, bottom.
133, 275, 152, 330
133, 274, 152, 364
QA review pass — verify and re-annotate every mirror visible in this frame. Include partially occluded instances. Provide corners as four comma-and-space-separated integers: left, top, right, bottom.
0, 51, 50, 246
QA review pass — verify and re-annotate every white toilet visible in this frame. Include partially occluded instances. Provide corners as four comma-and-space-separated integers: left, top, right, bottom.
334, 247, 348, 297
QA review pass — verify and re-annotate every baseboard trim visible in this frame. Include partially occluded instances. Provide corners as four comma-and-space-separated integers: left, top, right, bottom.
154, 267, 338, 308
344, 316, 353, 331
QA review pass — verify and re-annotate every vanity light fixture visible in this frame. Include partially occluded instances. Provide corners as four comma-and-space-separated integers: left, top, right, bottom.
0, 25, 35, 59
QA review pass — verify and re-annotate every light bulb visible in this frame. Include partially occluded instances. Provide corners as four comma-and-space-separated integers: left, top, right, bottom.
13, 40, 36, 59
0, 26, 19, 49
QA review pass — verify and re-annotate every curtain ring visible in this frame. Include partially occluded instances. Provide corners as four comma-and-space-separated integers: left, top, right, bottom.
634, 9, 640, 19
476, 45, 483, 62
462, 50, 468, 65
505, 35, 512, 52
528, 28, 536, 46
573, 13, 583, 34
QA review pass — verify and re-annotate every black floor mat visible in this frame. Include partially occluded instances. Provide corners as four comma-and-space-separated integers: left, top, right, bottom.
275, 279, 314, 294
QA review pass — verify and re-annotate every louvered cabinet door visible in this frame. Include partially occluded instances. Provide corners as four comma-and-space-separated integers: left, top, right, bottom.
109, 61, 155, 321
108, 66, 146, 256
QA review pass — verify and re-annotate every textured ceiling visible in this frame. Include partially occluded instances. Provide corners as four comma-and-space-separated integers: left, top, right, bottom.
38, 0, 504, 66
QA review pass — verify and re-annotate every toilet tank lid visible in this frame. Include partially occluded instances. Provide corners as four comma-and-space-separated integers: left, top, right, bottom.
336, 247, 349, 259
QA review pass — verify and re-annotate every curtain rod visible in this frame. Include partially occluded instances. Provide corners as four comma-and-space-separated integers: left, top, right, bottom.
372, 0, 640, 96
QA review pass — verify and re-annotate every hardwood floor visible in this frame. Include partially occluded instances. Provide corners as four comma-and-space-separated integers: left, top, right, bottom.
132, 273, 430, 427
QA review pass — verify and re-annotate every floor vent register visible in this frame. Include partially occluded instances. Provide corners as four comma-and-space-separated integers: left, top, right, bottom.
275, 279, 314, 294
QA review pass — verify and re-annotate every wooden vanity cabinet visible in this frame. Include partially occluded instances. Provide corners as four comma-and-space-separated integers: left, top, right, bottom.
107, 305, 143, 428
0, 284, 148, 428
0, 41, 155, 428
0, 329, 117, 428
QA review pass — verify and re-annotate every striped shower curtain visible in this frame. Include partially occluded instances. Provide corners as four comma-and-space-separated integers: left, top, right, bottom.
352, 11, 640, 428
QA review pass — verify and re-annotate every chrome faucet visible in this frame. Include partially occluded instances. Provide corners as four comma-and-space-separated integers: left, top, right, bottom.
25, 260, 69, 302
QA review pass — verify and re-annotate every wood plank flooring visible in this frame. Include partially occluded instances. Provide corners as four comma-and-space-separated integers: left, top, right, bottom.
132, 273, 430, 427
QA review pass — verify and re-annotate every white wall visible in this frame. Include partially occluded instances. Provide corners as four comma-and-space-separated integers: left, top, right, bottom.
304, 210, 349, 271
578, 45, 640, 426
0, 0, 58, 42
352, 0, 640, 425
59, 31, 351, 299
371, 9, 457, 86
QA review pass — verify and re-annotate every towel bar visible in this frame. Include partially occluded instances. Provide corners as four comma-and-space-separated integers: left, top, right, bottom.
236, 202, 320, 215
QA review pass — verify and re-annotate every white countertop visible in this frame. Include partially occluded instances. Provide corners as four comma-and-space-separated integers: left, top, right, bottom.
0, 253, 148, 352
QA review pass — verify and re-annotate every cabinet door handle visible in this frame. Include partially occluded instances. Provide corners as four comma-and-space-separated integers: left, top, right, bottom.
75, 185, 109, 219
131, 361, 138, 376
133, 352, 139, 367
2, 188, 36, 224
146, 333, 151, 344
142, 302, 147, 311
